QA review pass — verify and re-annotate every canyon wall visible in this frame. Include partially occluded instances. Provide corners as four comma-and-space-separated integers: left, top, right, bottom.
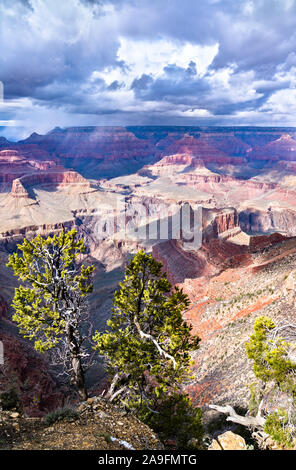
239, 208, 296, 236
10, 170, 90, 197
0, 324, 65, 416
2, 126, 296, 180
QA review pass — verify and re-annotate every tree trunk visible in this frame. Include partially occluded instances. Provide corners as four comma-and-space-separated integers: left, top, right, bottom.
71, 354, 88, 401
66, 323, 88, 401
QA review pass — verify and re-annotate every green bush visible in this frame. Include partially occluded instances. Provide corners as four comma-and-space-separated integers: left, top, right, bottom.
96, 432, 112, 443
245, 317, 296, 448
44, 406, 79, 425
264, 410, 294, 448
139, 393, 203, 449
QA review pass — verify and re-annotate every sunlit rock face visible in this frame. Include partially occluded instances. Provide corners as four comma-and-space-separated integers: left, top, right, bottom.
247, 134, 296, 162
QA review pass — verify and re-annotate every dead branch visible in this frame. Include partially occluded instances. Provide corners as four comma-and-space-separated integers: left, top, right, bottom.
209, 402, 265, 428
106, 372, 120, 400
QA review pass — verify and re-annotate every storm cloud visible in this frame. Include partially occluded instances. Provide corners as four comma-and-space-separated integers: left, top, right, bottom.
1, 0, 296, 138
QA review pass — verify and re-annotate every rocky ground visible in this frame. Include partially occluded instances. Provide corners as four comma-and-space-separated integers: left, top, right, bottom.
0, 397, 163, 450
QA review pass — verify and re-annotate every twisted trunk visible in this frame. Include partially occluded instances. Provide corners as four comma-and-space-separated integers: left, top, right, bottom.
209, 402, 265, 428
71, 354, 87, 401
66, 323, 87, 401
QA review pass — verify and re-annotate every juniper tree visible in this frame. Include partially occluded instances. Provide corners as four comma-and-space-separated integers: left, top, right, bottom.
7, 229, 95, 401
210, 316, 296, 449
245, 316, 296, 448
93, 251, 200, 421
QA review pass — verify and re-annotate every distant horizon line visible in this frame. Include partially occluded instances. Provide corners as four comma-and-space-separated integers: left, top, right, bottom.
2, 124, 296, 143
0, 124, 296, 143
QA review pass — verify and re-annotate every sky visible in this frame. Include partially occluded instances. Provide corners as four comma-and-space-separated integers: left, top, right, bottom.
1, 0, 296, 139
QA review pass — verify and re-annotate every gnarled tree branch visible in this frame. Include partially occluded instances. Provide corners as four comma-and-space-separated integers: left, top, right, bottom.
134, 317, 177, 369
209, 401, 265, 428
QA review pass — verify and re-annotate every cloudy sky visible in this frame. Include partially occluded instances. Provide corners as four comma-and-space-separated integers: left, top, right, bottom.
1, 0, 296, 139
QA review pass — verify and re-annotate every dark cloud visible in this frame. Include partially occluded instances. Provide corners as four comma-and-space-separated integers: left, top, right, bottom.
0, 0, 120, 100
1, 0, 296, 137
131, 67, 211, 108
107, 80, 124, 91
131, 74, 154, 91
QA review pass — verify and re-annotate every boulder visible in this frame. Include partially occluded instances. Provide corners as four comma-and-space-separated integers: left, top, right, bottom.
208, 439, 222, 450
217, 431, 247, 450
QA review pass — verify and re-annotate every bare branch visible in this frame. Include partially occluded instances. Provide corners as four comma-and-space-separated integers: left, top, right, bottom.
134, 317, 177, 369
209, 403, 265, 428
109, 385, 128, 402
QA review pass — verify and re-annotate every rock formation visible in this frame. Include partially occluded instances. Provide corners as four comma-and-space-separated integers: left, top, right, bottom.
248, 133, 296, 162
9, 170, 90, 198
2, 125, 296, 418
10, 179, 29, 198
16, 127, 156, 178
0, 293, 65, 417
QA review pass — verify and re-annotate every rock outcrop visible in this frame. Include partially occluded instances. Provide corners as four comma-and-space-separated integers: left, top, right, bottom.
5, 126, 296, 180
0, 296, 8, 320
10, 179, 29, 198
17, 127, 156, 179
152, 217, 251, 286
0, 148, 90, 201
9, 170, 90, 198
240, 208, 296, 236
157, 134, 243, 164
248, 133, 296, 162
208, 431, 247, 450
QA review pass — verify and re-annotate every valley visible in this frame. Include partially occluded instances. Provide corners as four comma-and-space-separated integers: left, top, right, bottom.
1, 125, 296, 417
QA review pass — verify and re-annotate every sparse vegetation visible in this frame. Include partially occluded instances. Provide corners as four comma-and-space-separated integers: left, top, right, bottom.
264, 410, 294, 449
44, 406, 80, 425
209, 311, 296, 450
245, 316, 296, 448
139, 393, 203, 449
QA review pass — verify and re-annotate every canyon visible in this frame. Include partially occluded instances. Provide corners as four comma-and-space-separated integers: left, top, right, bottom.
1, 126, 296, 415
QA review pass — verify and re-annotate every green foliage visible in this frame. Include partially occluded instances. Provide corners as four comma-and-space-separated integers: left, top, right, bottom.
248, 382, 262, 416
246, 316, 296, 448
264, 410, 294, 448
96, 432, 112, 443
93, 250, 200, 429
245, 316, 296, 395
44, 406, 79, 425
245, 444, 255, 450
7, 229, 94, 352
139, 393, 203, 449
7, 229, 95, 400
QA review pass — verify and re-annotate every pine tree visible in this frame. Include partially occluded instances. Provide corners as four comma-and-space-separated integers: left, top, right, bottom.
7, 229, 95, 401
244, 316, 296, 448
93, 250, 201, 430
210, 316, 296, 448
